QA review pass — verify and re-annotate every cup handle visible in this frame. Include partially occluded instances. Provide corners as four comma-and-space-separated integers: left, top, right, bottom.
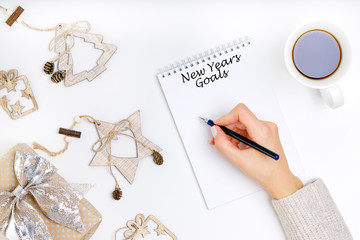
319, 85, 344, 109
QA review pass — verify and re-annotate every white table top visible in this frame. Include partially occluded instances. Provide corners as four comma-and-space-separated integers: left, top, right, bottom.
0, 1, 359, 239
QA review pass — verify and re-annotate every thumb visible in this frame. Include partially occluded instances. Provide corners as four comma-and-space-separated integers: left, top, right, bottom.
211, 126, 244, 162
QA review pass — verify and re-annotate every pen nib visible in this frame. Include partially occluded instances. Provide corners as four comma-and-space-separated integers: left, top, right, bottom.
199, 116, 207, 123
199, 116, 214, 126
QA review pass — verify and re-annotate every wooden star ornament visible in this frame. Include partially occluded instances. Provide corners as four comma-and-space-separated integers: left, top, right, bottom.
89, 111, 162, 184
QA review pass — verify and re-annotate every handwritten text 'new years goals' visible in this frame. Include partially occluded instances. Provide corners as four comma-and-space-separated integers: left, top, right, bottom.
181, 54, 241, 88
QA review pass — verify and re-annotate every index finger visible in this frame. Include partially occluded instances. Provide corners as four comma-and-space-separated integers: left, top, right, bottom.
215, 103, 262, 129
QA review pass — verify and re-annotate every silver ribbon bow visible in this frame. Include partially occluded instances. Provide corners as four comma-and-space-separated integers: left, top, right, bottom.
0, 151, 91, 240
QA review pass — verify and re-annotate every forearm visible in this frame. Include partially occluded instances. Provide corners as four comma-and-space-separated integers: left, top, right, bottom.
272, 179, 352, 240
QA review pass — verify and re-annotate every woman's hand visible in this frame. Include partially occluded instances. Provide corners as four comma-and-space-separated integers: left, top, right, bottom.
210, 103, 303, 199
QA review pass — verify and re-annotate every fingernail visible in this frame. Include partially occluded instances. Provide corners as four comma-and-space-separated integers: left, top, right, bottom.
238, 142, 246, 150
211, 126, 217, 137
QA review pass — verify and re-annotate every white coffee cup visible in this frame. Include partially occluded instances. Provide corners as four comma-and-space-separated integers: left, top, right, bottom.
284, 22, 350, 109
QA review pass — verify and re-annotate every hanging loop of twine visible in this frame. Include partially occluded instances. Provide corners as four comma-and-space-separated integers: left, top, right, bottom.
46, 21, 91, 73
33, 115, 96, 156
92, 119, 131, 154
80, 115, 101, 125
0, 4, 58, 31
0, 5, 90, 33
32, 119, 78, 157
48, 21, 91, 52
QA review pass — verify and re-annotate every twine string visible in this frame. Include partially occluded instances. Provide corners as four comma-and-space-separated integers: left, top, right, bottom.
48, 21, 91, 51
115, 224, 138, 240
91, 119, 132, 189
59, 22, 91, 54
80, 115, 100, 125
0, 5, 91, 73
0, 5, 58, 31
33, 115, 156, 197
91, 118, 155, 190
21, 21, 59, 32
47, 21, 91, 73
32, 121, 77, 157
91, 119, 132, 154
49, 32, 75, 62
0, 5, 91, 33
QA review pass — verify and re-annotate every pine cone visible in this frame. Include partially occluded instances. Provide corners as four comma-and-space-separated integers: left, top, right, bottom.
153, 150, 164, 165
43, 62, 54, 75
112, 187, 122, 200
51, 70, 66, 83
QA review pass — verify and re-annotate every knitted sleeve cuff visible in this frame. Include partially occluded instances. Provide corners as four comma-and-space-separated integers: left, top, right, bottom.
272, 179, 352, 240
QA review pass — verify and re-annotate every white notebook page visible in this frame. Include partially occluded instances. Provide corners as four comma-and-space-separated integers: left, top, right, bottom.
158, 39, 304, 209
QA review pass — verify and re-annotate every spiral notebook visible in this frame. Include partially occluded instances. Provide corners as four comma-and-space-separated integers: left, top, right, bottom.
158, 37, 304, 209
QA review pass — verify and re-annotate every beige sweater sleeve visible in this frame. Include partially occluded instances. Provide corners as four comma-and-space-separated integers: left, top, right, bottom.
272, 179, 353, 240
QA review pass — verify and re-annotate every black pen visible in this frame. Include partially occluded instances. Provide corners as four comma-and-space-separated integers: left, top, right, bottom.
200, 117, 279, 160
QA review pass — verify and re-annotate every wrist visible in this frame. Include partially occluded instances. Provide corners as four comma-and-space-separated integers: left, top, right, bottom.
267, 175, 303, 200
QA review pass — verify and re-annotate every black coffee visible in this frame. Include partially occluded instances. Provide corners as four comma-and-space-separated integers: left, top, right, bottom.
292, 30, 341, 79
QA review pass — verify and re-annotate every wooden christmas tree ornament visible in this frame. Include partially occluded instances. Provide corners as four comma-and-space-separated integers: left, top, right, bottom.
54, 22, 117, 87
0, 5, 117, 87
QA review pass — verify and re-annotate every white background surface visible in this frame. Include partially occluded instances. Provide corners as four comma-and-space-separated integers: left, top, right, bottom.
0, 1, 359, 239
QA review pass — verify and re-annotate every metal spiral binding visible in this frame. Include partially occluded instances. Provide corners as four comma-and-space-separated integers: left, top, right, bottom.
159, 36, 251, 78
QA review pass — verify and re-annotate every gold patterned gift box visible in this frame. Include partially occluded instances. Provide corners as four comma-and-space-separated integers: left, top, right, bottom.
0, 143, 102, 240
